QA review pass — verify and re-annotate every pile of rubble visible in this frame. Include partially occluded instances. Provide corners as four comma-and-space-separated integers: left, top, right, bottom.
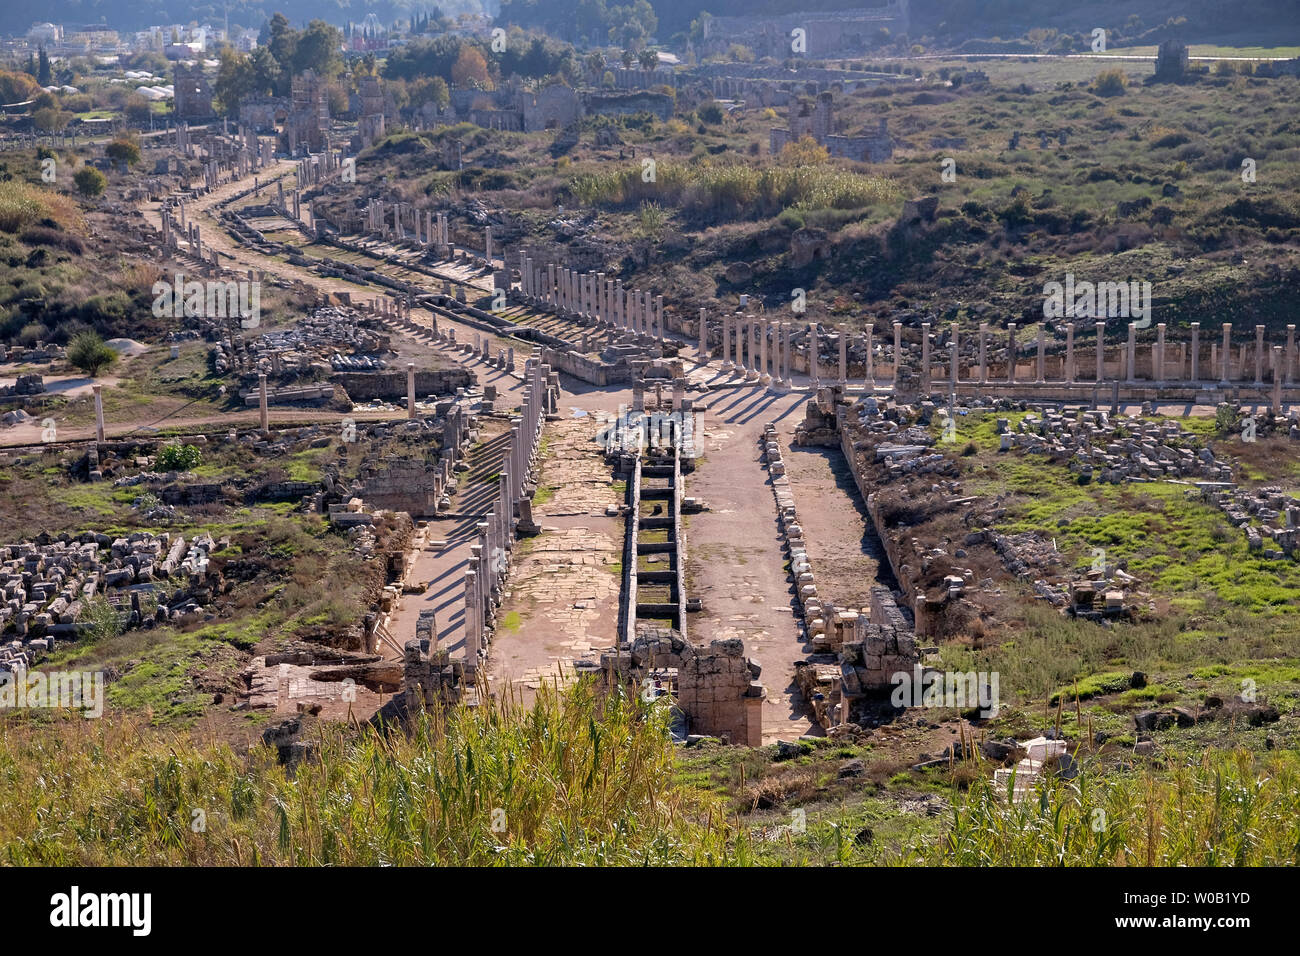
1199, 482, 1300, 559
851, 396, 960, 479
1, 531, 222, 662
997, 409, 1232, 483
204, 306, 390, 377
0, 373, 46, 398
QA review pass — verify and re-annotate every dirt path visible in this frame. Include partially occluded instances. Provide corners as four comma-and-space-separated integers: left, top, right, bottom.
779, 434, 894, 610
487, 415, 623, 702
144, 174, 527, 371
684, 387, 814, 743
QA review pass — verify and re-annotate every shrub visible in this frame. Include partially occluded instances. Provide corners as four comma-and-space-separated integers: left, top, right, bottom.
73, 166, 106, 197
1092, 68, 1128, 97
105, 138, 141, 167
67, 329, 117, 376
16, 321, 48, 347
157, 443, 203, 472
77, 596, 123, 642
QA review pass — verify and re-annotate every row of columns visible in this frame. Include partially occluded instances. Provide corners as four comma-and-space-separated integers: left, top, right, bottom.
462, 362, 556, 672
699, 314, 880, 393
516, 253, 667, 341
915, 321, 1298, 389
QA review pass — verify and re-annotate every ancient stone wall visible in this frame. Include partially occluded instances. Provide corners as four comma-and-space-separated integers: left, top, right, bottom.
538, 347, 632, 386
582, 91, 674, 122
332, 368, 475, 401
601, 632, 764, 745
357, 459, 442, 516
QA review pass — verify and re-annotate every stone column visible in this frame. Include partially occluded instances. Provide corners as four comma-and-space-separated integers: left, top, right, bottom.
656, 294, 665, 340
1286, 324, 1297, 386
1255, 325, 1266, 385
760, 317, 771, 386
809, 323, 820, 387
1273, 346, 1284, 414
1127, 323, 1137, 384
1094, 322, 1105, 383
893, 321, 902, 388
747, 316, 760, 381
1035, 326, 1045, 383
865, 327, 874, 387
1155, 323, 1166, 383
950, 323, 960, 386
1190, 322, 1200, 382
548, 264, 557, 309
1221, 323, 1232, 384
774, 322, 788, 389
1065, 323, 1076, 384
93, 385, 105, 443
721, 313, 732, 369
258, 373, 269, 435
838, 323, 848, 385
407, 362, 417, 419
463, 568, 479, 666
1007, 323, 1017, 384
920, 322, 931, 394
736, 315, 746, 374
978, 323, 988, 384
698, 308, 708, 361
779, 322, 790, 382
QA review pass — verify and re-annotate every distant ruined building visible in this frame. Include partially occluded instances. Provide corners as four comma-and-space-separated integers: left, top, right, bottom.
701, 1, 909, 59
355, 75, 400, 148
173, 63, 214, 121
770, 91, 893, 162
287, 70, 330, 153
239, 97, 287, 132
1153, 39, 1189, 81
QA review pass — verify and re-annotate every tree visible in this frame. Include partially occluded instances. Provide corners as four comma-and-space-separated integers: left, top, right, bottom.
37, 48, 51, 86
585, 51, 605, 77
0, 70, 38, 104
215, 46, 258, 116
267, 13, 297, 79
451, 46, 490, 88
124, 95, 152, 124
781, 136, 829, 165
689, 12, 713, 43
608, 1, 657, 48
249, 45, 280, 96
620, 49, 635, 69
32, 107, 70, 132
293, 20, 344, 80
74, 166, 106, 196
105, 138, 141, 166
408, 75, 450, 112
67, 330, 117, 375
638, 48, 658, 71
